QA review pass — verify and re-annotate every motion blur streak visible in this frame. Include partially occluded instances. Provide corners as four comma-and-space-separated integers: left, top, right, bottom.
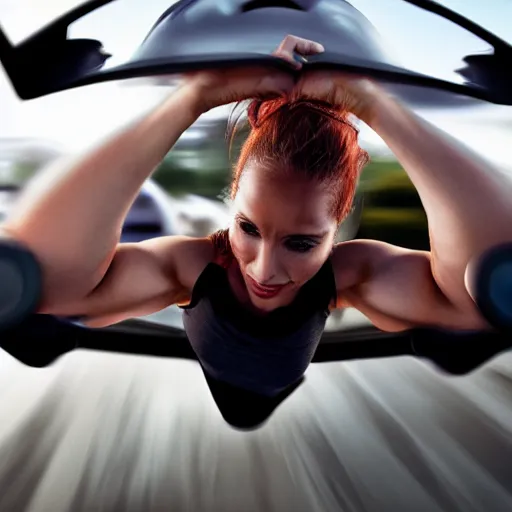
0, 352, 510, 511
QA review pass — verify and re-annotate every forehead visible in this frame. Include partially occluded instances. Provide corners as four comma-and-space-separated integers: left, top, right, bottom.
234, 165, 335, 232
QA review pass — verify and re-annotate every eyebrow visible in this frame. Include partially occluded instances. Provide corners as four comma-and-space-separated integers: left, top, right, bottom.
235, 213, 329, 240
288, 232, 329, 240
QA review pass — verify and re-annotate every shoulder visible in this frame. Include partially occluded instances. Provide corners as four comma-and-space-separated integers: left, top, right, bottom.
146, 234, 215, 293
332, 238, 428, 269
330, 239, 401, 291
158, 229, 232, 290
330, 239, 487, 331
330, 238, 434, 301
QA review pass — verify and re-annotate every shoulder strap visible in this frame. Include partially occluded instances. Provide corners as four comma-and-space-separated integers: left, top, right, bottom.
302, 257, 338, 311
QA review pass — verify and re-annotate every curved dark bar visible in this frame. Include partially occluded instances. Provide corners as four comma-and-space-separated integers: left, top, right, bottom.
0, 314, 78, 367
1, 314, 511, 376
313, 326, 414, 362
410, 328, 511, 375
2, 0, 512, 105
0, 315, 196, 367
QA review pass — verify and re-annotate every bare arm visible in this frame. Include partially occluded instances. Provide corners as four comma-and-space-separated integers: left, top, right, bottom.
1, 41, 301, 312
3, 84, 203, 311
296, 67, 512, 329
367, 94, 512, 311
44, 235, 213, 328
332, 240, 489, 332
332, 93, 512, 331
0, 35, 322, 320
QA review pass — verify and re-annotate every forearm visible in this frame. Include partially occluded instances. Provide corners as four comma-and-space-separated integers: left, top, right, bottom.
3, 84, 203, 305
367, 95, 512, 304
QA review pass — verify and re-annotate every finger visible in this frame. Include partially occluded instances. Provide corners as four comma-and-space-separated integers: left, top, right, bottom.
278, 35, 324, 56
292, 37, 325, 56
274, 34, 324, 68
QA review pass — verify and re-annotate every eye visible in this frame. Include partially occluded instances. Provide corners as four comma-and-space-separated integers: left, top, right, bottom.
239, 220, 259, 237
285, 239, 318, 253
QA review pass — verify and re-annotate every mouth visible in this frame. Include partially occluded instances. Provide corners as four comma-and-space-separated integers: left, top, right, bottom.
246, 275, 289, 299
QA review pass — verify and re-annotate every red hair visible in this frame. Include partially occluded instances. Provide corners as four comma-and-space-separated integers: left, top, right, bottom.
227, 96, 369, 224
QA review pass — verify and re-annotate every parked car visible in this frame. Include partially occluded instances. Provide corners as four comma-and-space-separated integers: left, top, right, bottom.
120, 179, 179, 243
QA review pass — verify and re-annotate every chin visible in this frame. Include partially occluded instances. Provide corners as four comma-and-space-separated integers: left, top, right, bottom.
251, 297, 280, 311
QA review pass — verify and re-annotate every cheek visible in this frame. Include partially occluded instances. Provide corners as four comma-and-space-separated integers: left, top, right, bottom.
229, 229, 255, 265
272, 241, 334, 287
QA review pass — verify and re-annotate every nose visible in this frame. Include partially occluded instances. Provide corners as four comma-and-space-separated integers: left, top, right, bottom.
251, 241, 279, 285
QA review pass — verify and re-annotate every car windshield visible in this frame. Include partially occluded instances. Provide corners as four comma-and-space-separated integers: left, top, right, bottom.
1, 0, 512, 333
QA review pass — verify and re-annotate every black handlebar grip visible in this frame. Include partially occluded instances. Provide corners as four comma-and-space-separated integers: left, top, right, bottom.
473, 242, 512, 333
0, 239, 42, 330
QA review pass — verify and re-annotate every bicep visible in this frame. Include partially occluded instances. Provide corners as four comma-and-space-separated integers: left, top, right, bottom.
333, 240, 488, 331
40, 237, 191, 327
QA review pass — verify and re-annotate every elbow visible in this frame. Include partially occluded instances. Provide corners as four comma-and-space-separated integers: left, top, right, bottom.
0, 224, 117, 316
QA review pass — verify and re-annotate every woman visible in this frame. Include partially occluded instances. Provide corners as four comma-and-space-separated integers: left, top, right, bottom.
3, 35, 510, 428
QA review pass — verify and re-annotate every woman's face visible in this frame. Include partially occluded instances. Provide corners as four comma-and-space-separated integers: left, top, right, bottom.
229, 163, 338, 312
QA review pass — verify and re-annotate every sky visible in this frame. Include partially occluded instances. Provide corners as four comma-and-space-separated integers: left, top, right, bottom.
1, 0, 511, 165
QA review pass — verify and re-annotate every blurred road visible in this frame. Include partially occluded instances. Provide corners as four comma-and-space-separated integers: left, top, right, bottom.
0, 342, 511, 511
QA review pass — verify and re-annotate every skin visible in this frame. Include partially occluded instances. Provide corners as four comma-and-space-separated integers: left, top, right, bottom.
2, 35, 509, 333
228, 167, 338, 313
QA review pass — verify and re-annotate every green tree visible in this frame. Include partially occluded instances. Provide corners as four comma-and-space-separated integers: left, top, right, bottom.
357, 158, 429, 250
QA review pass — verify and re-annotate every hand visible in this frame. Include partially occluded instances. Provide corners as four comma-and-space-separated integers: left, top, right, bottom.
291, 70, 388, 125
183, 34, 325, 113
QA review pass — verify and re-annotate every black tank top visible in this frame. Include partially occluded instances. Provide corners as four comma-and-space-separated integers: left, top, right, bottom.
180, 231, 337, 398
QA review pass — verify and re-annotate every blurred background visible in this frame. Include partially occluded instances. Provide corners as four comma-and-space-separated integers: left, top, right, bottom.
2, 1, 512, 511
